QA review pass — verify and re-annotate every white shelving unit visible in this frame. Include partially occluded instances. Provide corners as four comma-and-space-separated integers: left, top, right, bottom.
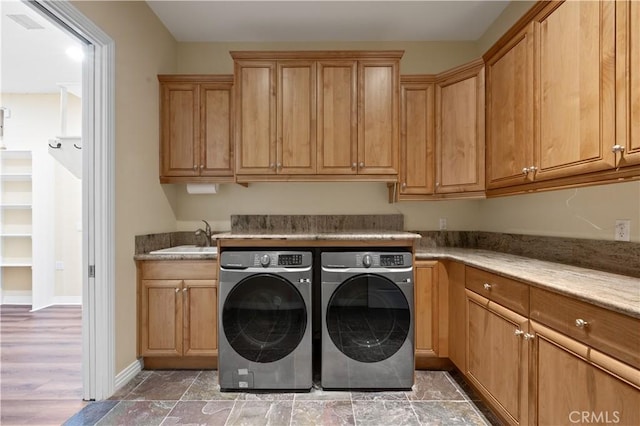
0, 150, 33, 303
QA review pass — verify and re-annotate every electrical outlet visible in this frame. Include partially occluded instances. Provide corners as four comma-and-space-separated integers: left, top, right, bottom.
439, 218, 447, 230
55, 261, 64, 270
614, 220, 631, 242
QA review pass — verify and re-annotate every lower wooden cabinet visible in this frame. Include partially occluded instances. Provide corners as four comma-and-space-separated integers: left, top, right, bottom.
414, 261, 449, 367
137, 260, 218, 368
462, 267, 640, 426
466, 289, 530, 426
531, 321, 640, 425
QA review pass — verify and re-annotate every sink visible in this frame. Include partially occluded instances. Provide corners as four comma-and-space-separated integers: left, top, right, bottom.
149, 245, 217, 255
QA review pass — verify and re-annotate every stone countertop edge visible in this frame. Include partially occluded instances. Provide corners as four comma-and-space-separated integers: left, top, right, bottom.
211, 231, 422, 240
134, 253, 218, 261
416, 248, 640, 319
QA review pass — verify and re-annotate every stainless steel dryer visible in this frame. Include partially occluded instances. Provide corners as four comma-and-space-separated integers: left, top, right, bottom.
321, 251, 414, 390
219, 250, 312, 391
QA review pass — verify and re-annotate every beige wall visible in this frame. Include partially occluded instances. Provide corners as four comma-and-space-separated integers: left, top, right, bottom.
476, 1, 536, 55
177, 41, 479, 75
72, 1, 179, 373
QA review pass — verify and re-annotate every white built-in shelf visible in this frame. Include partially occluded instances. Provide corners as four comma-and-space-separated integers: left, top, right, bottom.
0, 258, 33, 267
1, 173, 32, 181
0, 233, 32, 238
0, 204, 32, 209
0, 150, 32, 159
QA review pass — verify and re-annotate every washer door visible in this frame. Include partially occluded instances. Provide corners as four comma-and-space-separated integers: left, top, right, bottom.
222, 273, 307, 363
326, 274, 410, 363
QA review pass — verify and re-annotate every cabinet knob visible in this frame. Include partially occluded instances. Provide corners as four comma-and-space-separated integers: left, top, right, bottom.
529, 166, 538, 173
359, 162, 365, 168
612, 145, 625, 154
183, 288, 187, 293
401, 182, 407, 189
522, 167, 529, 176
514, 329, 524, 337
523, 333, 535, 341
351, 162, 357, 170
200, 164, 204, 169
175, 288, 179, 293
575, 318, 589, 329
193, 165, 197, 171
276, 162, 282, 169
269, 163, 276, 170
483, 283, 492, 290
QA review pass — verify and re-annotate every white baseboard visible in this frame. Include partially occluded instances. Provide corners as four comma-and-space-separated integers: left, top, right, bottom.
114, 358, 144, 393
1, 290, 33, 305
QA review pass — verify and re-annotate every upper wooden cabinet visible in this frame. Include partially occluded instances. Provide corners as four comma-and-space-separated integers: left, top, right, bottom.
234, 60, 316, 175
398, 76, 435, 197
485, 0, 640, 194
533, 0, 616, 181
435, 60, 485, 195
158, 75, 234, 183
232, 51, 402, 181
485, 23, 535, 189
616, 0, 640, 168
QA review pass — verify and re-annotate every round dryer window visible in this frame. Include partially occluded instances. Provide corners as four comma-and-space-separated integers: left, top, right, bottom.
222, 273, 307, 363
326, 274, 410, 363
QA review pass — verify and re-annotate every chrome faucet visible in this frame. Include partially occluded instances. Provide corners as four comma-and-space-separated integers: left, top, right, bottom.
195, 220, 213, 247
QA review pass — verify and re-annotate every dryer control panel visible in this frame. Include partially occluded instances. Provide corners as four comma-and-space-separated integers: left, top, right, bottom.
322, 252, 412, 269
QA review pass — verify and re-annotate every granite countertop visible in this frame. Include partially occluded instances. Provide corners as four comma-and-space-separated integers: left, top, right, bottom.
416, 247, 640, 319
133, 229, 639, 319
212, 231, 422, 240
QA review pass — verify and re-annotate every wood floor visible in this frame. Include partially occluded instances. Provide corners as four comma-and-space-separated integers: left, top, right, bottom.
0, 305, 85, 425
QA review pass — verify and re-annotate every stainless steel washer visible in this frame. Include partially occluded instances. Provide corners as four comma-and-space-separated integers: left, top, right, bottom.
321, 251, 414, 390
219, 250, 312, 391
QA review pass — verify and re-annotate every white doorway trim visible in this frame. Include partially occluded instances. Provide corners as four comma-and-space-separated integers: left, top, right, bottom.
27, 0, 115, 400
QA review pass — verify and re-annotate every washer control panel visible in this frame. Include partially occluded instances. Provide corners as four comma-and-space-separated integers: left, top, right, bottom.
220, 251, 312, 269
380, 254, 405, 267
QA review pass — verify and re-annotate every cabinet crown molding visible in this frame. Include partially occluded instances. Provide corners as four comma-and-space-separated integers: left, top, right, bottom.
158, 75, 233, 83
229, 50, 404, 60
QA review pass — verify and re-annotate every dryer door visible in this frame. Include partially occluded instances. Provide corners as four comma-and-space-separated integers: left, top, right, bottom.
326, 274, 410, 363
222, 273, 307, 363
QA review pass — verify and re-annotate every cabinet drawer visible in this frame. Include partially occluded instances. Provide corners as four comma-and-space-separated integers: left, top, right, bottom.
140, 260, 218, 280
530, 287, 640, 369
465, 266, 529, 316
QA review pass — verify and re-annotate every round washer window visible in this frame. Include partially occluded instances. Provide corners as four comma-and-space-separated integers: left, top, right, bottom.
222, 273, 307, 363
326, 274, 410, 363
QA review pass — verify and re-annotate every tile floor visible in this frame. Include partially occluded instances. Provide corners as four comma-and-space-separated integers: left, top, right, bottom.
64, 370, 501, 425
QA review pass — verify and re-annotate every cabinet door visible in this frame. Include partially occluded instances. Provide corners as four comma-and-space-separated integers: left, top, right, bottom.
467, 290, 529, 426
358, 59, 399, 175
235, 61, 277, 174
448, 262, 466, 372
141, 279, 182, 356
435, 63, 485, 194
533, 0, 616, 180
317, 60, 358, 174
200, 83, 234, 176
616, 0, 640, 168
183, 280, 217, 356
531, 321, 640, 426
400, 78, 435, 195
278, 60, 316, 174
486, 24, 535, 189
415, 262, 437, 358
160, 83, 199, 177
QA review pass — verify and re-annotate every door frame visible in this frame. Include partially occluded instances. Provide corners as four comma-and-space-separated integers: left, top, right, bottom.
27, 0, 116, 400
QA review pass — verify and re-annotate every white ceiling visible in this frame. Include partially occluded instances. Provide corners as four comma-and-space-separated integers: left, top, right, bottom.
146, 1, 510, 42
1, 0, 84, 94
1, 0, 509, 94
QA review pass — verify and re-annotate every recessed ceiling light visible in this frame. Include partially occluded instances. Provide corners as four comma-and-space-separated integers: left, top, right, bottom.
7, 14, 45, 30
66, 46, 84, 62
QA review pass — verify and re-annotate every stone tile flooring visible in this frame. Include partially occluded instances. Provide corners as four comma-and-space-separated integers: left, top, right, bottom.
64, 370, 501, 425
